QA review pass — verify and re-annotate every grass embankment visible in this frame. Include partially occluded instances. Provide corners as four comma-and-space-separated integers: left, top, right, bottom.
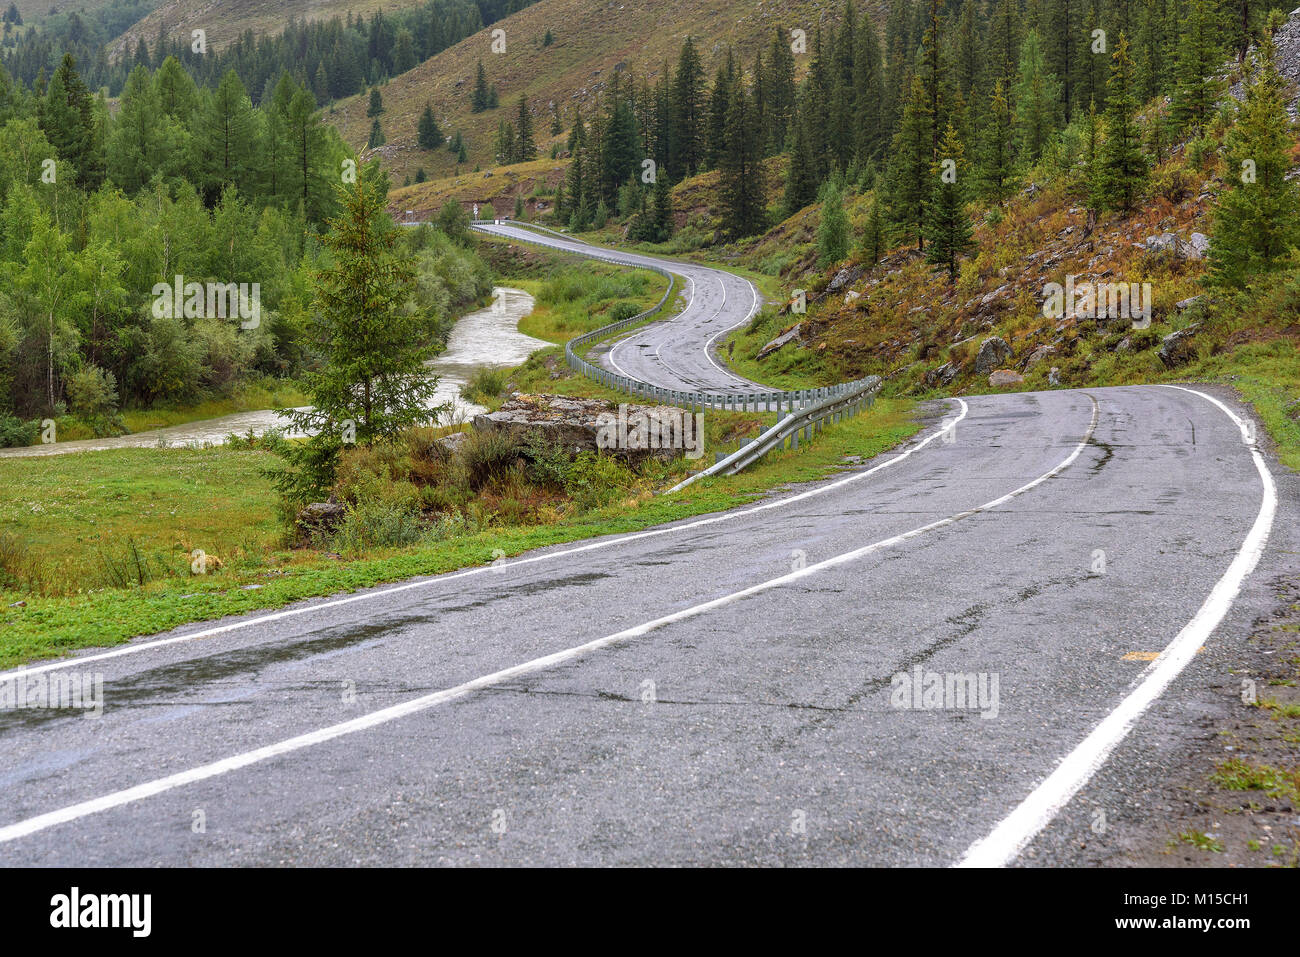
0, 394, 917, 668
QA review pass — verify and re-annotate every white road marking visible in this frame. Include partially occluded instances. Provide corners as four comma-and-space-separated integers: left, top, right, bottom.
957, 385, 1276, 868
0, 399, 1093, 844
2, 400, 972, 681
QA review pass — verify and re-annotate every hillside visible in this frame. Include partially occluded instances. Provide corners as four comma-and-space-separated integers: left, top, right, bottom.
331, 0, 846, 183
107, 0, 417, 56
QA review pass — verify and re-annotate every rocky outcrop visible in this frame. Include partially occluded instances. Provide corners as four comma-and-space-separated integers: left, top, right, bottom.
472, 394, 695, 463
1158, 324, 1202, 367
988, 369, 1025, 388
925, 361, 960, 387
975, 336, 1012, 374
1141, 231, 1210, 260
296, 501, 346, 545
1024, 344, 1056, 368
757, 323, 802, 359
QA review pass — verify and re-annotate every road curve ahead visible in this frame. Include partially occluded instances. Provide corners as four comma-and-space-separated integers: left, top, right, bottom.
473, 221, 764, 393
0, 383, 1288, 866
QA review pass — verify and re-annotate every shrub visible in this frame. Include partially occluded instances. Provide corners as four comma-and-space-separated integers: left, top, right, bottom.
461, 365, 509, 404
460, 427, 524, 490
328, 501, 425, 553
0, 415, 39, 448
562, 451, 635, 510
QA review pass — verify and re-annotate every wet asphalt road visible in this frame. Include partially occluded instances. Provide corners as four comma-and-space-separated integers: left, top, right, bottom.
473, 222, 764, 392
0, 382, 1288, 865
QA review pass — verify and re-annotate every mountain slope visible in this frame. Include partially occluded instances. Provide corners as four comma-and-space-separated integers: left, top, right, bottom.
329, 0, 844, 183
108, 0, 420, 57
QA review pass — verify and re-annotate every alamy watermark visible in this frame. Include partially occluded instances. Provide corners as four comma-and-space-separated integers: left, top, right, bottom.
151, 275, 261, 329
0, 672, 104, 718
595, 404, 705, 459
1042, 275, 1152, 329
890, 667, 999, 719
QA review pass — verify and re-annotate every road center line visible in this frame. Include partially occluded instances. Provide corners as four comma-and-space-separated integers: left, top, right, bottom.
956, 385, 1276, 868
0, 397, 1093, 844
3, 397, 974, 681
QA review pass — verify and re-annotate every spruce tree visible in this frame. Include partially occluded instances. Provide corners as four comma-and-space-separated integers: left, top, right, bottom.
861, 199, 885, 265
368, 117, 385, 148
886, 75, 933, 250
1094, 34, 1146, 212
515, 95, 536, 162
783, 110, 818, 216
1209, 39, 1300, 287
417, 104, 441, 149
924, 123, 974, 279
277, 177, 443, 497
1170, 0, 1224, 135
367, 88, 384, 116
817, 181, 850, 265
979, 79, 1016, 202
1014, 30, 1062, 166
670, 37, 706, 177
471, 61, 490, 112
719, 85, 765, 239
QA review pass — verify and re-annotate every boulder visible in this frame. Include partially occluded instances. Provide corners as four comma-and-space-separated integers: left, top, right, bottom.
1175, 294, 1204, 312
1158, 324, 1201, 368
757, 323, 802, 359
988, 369, 1025, 388
974, 336, 1012, 374
925, 361, 960, 387
472, 394, 693, 463
1048, 366, 1062, 386
826, 265, 864, 295
1025, 344, 1056, 368
296, 501, 346, 544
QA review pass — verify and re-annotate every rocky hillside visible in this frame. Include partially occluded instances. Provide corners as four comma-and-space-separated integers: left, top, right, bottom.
333, 0, 841, 184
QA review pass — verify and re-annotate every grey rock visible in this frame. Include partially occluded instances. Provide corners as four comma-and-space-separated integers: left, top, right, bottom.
1025, 344, 1056, 368
472, 394, 689, 463
975, 336, 1013, 374
757, 323, 802, 359
925, 361, 960, 387
988, 370, 1025, 388
296, 501, 347, 544
1158, 323, 1202, 368
826, 265, 864, 294
1048, 366, 1062, 386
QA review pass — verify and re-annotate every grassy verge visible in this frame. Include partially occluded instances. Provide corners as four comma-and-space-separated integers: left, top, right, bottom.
0, 387, 918, 668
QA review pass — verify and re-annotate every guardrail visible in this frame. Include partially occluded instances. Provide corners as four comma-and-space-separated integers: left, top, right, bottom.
470, 218, 882, 482
667, 375, 881, 492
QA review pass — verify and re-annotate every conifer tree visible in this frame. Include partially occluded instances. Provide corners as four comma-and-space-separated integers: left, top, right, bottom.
367, 88, 384, 116
924, 123, 974, 279
1210, 39, 1300, 287
1170, 0, 1224, 135
417, 103, 441, 149
471, 61, 490, 112
979, 79, 1016, 201
719, 85, 765, 239
1093, 34, 1146, 212
515, 95, 536, 162
1014, 30, 1062, 165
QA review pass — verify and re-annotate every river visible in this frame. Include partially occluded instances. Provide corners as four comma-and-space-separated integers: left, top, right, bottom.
0, 287, 544, 459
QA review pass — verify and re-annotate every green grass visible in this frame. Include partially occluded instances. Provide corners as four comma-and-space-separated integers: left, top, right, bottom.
1211, 758, 1300, 803
1173, 830, 1225, 853
0, 395, 917, 669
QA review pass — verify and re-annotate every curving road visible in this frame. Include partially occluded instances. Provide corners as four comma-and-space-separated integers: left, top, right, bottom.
0, 231, 1292, 867
474, 222, 765, 393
